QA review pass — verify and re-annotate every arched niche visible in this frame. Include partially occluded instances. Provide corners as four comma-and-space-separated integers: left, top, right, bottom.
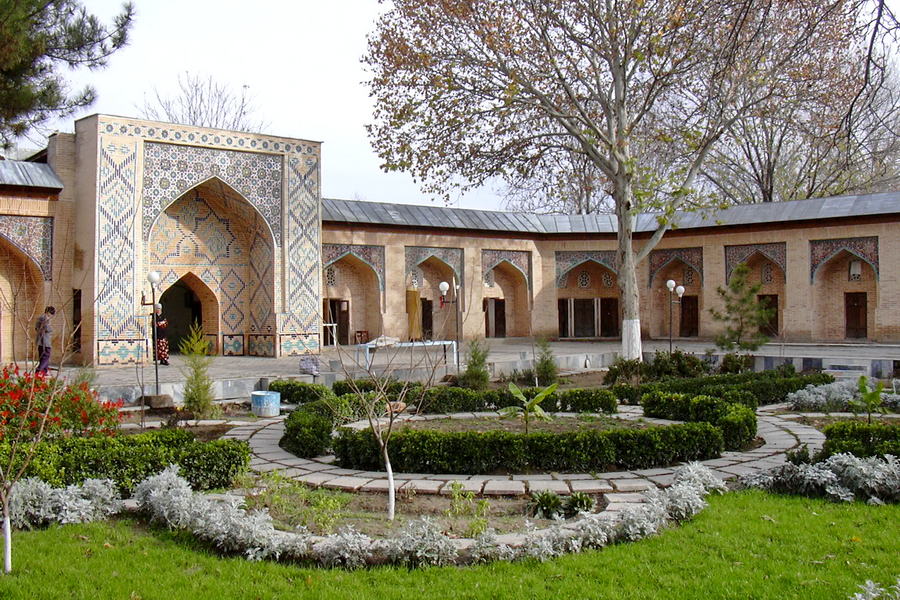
811, 249, 877, 340
0, 239, 44, 364
321, 253, 383, 345
483, 260, 530, 337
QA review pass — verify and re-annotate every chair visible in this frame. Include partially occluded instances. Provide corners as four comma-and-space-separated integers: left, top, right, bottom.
355, 330, 370, 344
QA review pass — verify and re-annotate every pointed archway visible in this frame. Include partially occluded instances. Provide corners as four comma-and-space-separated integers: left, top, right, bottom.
418, 256, 459, 341
158, 272, 220, 354
0, 238, 45, 364
812, 250, 876, 340
557, 260, 620, 338
483, 260, 530, 337
649, 259, 703, 339
321, 253, 383, 345
147, 177, 275, 356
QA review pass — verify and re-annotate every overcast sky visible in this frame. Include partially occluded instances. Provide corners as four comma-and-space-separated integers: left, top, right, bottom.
44, 0, 503, 210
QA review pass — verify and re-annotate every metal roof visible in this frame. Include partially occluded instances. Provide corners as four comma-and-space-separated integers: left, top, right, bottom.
0, 161, 63, 191
322, 191, 900, 234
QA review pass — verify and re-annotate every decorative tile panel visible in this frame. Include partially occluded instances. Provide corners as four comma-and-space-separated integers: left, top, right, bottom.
142, 142, 282, 244
481, 249, 531, 289
323, 244, 385, 290
0, 215, 53, 280
555, 251, 617, 288
810, 236, 879, 281
648, 247, 703, 287
247, 334, 276, 357
222, 334, 244, 356
279, 333, 319, 356
725, 243, 786, 282
97, 141, 141, 341
405, 246, 463, 283
97, 339, 146, 365
281, 156, 321, 336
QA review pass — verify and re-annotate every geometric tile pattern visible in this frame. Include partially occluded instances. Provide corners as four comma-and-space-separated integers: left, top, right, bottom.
725, 243, 786, 282
96, 140, 142, 342
0, 215, 53, 280
555, 250, 617, 287
405, 246, 464, 282
322, 244, 385, 290
648, 247, 703, 287
281, 156, 321, 336
142, 142, 282, 244
247, 334, 275, 357
279, 333, 319, 356
223, 334, 245, 356
482, 249, 531, 290
810, 236, 878, 282
97, 338, 146, 365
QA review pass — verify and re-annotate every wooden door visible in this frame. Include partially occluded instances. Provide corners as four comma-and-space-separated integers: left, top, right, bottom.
421, 298, 433, 340
494, 299, 506, 338
845, 293, 867, 338
558, 299, 570, 338
330, 299, 350, 345
680, 295, 699, 337
757, 294, 778, 337
573, 298, 596, 337
600, 298, 620, 337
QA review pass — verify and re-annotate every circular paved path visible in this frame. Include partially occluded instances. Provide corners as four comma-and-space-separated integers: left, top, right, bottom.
221, 403, 823, 511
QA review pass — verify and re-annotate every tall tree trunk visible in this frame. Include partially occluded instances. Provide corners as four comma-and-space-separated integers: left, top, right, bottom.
616, 183, 643, 360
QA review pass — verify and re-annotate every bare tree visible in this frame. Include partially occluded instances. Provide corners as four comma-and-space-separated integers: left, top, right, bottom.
139, 72, 268, 133
502, 150, 614, 215
365, 0, 864, 359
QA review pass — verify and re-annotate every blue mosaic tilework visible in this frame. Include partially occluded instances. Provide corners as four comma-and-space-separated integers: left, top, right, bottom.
281, 156, 321, 336
649, 247, 703, 287
99, 117, 318, 156
97, 338, 146, 365
97, 141, 141, 339
223, 334, 244, 356
279, 333, 319, 356
142, 142, 282, 244
555, 251, 617, 288
725, 243, 786, 282
810, 237, 878, 282
0, 215, 53, 280
405, 246, 463, 283
323, 244, 385, 290
481, 249, 531, 290
247, 334, 275, 357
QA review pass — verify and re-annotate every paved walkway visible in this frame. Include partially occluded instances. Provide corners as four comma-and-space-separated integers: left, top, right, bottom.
218, 403, 823, 511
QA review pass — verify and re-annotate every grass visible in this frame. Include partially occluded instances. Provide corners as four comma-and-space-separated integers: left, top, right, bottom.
0, 490, 896, 599
399, 414, 649, 434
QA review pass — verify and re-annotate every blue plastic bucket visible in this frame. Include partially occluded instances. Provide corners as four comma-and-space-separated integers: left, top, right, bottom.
251, 391, 281, 417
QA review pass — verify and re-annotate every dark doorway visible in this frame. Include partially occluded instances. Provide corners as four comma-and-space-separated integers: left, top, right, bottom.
558, 299, 570, 338
159, 281, 202, 353
421, 298, 434, 340
757, 294, 779, 337
680, 295, 699, 337
484, 298, 506, 338
323, 299, 350, 345
845, 292, 867, 338
600, 298, 620, 337
573, 298, 596, 337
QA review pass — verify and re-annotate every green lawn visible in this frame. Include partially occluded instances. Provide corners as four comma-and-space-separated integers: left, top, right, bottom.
0, 490, 896, 600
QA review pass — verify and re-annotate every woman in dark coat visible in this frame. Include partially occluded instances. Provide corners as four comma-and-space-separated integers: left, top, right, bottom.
154, 303, 169, 365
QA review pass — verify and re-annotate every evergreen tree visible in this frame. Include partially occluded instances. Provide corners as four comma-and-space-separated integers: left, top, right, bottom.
0, 1, 134, 146
709, 263, 775, 353
178, 322, 217, 419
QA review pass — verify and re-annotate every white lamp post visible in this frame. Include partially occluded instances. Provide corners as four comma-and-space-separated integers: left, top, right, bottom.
666, 279, 685, 353
439, 279, 462, 371
141, 271, 162, 396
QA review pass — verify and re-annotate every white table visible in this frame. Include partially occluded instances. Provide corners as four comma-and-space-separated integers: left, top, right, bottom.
355, 340, 458, 370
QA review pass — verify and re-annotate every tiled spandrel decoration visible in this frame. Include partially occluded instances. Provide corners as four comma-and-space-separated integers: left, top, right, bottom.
809, 237, 879, 282
724, 243, 786, 282
555, 251, 617, 288
648, 247, 703, 287
0, 215, 53, 280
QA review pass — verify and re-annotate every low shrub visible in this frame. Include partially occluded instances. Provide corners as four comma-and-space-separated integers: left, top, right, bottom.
298, 395, 367, 426
0, 429, 249, 493
534, 338, 558, 386
422, 387, 482, 413
603, 358, 647, 385
332, 379, 422, 399
820, 421, 900, 458
418, 386, 616, 414
558, 388, 617, 413
333, 422, 721, 474
717, 404, 757, 450
280, 411, 333, 458
458, 339, 491, 391
647, 350, 711, 379
269, 380, 335, 405
788, 380, 900, 413
719, 353, 754, 374
641, 392, 756, 450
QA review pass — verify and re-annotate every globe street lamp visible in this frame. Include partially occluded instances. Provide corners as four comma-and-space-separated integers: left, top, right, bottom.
141, 270, 162, 396
666, 279, 685, 353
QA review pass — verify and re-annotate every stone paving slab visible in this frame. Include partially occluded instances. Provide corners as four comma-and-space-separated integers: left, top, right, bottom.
439, 480, 484, 495
569, 480, 613, 494
399, 479, 445, 494
526, 480, 571, 495
612, 480, 653, 492
294, 473, 337, 487
482, 480, 526, 496
327, 477, 372, 491
604, 492, 647, 503
360, 479, 395, 492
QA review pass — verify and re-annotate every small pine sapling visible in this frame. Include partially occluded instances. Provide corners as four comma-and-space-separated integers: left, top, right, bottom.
534, 337, 558, 386
178, 322, 218, 419
458, 338, 490, 391
709, 263, 774, 353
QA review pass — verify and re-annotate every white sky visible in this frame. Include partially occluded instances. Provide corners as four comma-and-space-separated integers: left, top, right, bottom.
44, 0, 503, 210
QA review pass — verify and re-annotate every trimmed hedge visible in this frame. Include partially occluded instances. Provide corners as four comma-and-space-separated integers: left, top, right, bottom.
820, 421, 900, 458
421, 386, 617, 414
280, 411, 332, 458
268, 380, 334, 405
641, 392, 756, 450
332, 379, 423, 399
333, 422, 722, 474
614, 372, 833, 406
0, 429, 250, 493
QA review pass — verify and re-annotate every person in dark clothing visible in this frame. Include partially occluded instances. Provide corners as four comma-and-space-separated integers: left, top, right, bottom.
154, 303, 169, 365
35, 306, 56, 375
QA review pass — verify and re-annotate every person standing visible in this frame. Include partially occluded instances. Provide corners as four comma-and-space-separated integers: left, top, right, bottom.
35, 306, 55, 375
154, 303, 170, 366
